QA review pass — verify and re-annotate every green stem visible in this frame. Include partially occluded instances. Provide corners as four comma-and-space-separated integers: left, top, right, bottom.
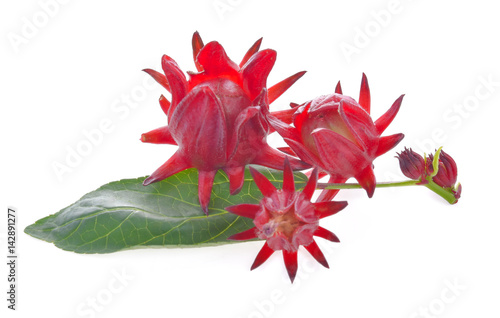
317, 178, 458, 204
423, 179, 458, 204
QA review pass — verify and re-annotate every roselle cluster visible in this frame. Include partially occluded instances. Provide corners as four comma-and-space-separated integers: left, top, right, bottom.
141, 33, 461, 281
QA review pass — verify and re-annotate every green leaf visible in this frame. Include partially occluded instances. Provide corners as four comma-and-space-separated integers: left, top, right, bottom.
25, 167, 307, 254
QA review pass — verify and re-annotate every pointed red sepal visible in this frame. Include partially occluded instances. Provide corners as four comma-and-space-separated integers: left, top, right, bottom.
268, 71, 306, 104
359, 73, 371, 114
192, 31, 204, 72
375, 133, 404, 157
143, 152, 191, 186
304, 240, 329, 268
301, 168, 318, 201
290, 102, 300, 108
283, 250, 298, 283
374, 94, 404, 135
198, 170, 217, 215
141, 126, 176, 145
143, 69, 171, 93
249, 166, 277, 197
239, 37, 263, 68
197, 41, 239, 77
228, 227, 258, 241
313, 200, 348, 219
240, 49, 277, 100
251, 242, 275, 270
158, 95, 171, 118
161, 55, 188, 116
355, 165, 376, 198
224, 166, 246, 195
277, 147, 297, 157
314, 226, 340, 242
269, 108, 297, 125
335, 81, 343, 94
282, 157, 295, 194
292, 102, 311, 133
226, 204, 261, 219
267, 116, 301, 141
251, 145, 311, 171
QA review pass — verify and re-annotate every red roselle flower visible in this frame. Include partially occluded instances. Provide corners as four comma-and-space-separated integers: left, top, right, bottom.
270, 74, 404, 200
141, 32, 309, 214
226, 158, 347, 283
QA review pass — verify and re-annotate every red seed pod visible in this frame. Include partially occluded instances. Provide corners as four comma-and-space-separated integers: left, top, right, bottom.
141, 32, 309, 214
270, 74, 404, 200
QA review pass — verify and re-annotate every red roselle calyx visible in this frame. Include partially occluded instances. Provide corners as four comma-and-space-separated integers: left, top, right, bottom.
226, 158, 347, 283
270, 74, 404, 200
141, 32, 310, 214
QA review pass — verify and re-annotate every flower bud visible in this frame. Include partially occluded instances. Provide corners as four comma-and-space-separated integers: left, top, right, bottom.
427, 150, 461, 200
428, 150, 458, 189
396, 147, 427, 181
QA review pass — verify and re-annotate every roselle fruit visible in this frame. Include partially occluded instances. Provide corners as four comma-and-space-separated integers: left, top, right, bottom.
141, 32, 309, 214
270, 74, 404, 200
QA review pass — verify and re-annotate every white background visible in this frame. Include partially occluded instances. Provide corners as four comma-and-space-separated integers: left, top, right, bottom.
1, 0, 499, 317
